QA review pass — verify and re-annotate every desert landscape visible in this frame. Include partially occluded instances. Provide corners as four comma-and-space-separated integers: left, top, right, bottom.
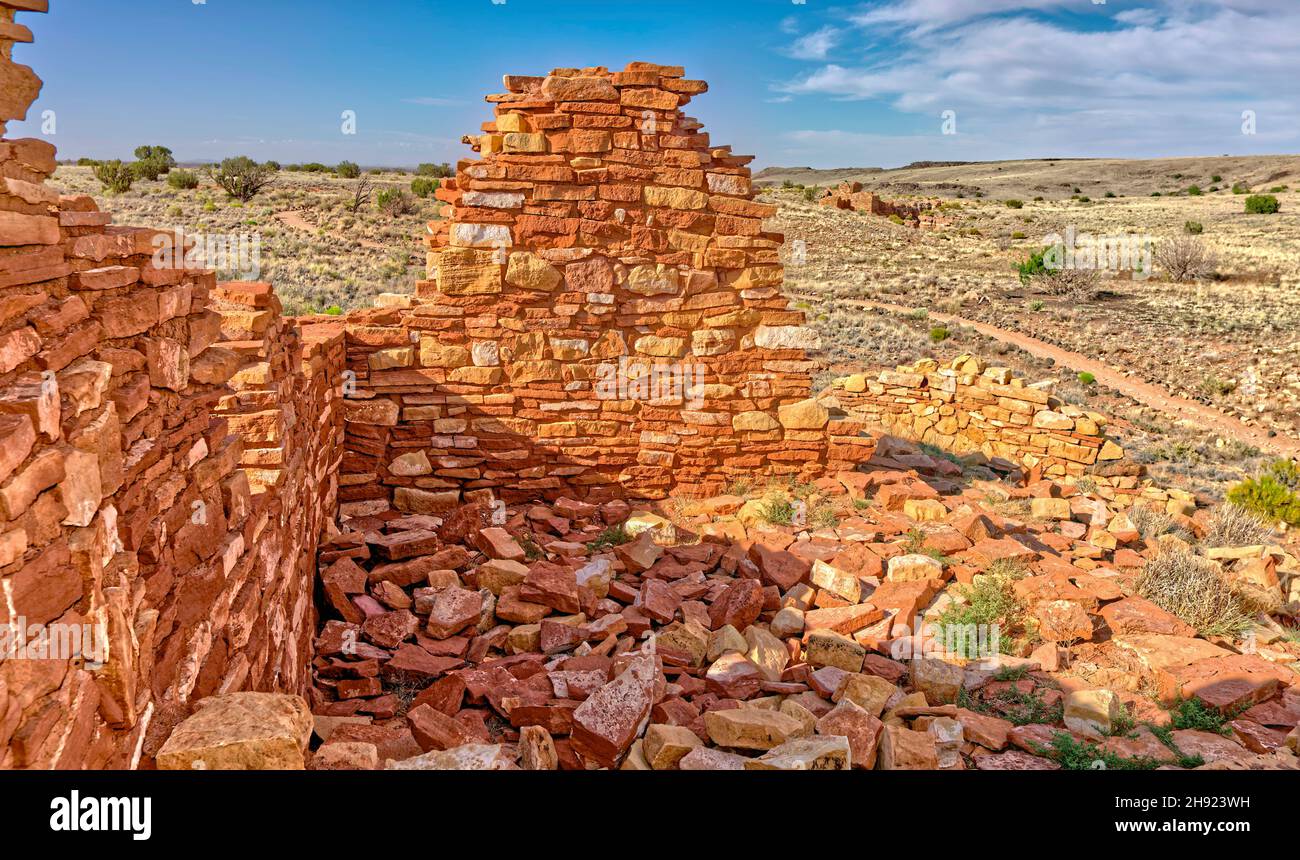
2, 0, 1298, 793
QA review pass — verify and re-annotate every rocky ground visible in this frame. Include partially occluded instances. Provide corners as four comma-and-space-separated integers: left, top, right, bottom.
767, 184, 1300, 499
278, 433, 1300, 771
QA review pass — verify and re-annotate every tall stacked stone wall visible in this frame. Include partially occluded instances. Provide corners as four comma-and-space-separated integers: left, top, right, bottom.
336, 63, 833, 513
0, 1, 343, 769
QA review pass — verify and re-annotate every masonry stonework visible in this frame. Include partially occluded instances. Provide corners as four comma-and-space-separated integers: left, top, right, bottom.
0, 2, 343, 768
336, 63, 833, 510
829, 355, 1126, 478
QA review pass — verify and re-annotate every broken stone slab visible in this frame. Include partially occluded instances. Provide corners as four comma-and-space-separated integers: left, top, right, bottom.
386, 744, 517, 770
156, 693, 313, 770
743, 735, 851, 770
704, 707, 805, 751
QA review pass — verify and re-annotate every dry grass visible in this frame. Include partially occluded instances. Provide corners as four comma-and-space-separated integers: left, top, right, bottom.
1204, 503, 1275, 548
1135, 547, 1251, 637
51, 165, 432, 314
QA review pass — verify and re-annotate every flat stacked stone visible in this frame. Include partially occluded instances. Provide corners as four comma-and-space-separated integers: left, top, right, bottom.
337, 63, 830, 508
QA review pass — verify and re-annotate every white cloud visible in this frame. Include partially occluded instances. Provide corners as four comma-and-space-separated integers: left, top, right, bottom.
786, 26, 843, 61
777, 1, 1300, 158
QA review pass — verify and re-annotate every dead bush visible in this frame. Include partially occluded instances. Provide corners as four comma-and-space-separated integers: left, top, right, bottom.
1156, 237, 1218, 283
1136, 547, 1250, 637
1040, 266, 1103, 300
1204, 503, 1274, 548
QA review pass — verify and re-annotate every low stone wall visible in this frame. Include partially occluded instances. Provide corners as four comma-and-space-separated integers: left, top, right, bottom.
827, 355, 1126, 478
817, 182, 952, 230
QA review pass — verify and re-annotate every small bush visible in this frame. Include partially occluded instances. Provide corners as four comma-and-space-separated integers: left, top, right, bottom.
133, 145, 175, 172
376, 188, 415, 217
586, 525, 630, 553
1211, 175, 1222, 183
1011, 231, 1027, 239
936, 559, 1028, 656
336, 160, 361, 179
92, 160, 134, 193
1226, 460, 1300, 527
1077, 371, 1096, 385
1136, 547, 1250, 638
1244, 194, 1280, 214
1204, 503, 1274, 548
759, 497, 795, 526
1004, 199, 1024, 209
1184, 220, 1203, 235
411, 177, 438, 198
1041, 266, 1102, 300
929, 326, 950, 343
1232, 183, 1250, 195
167, 169, 199, 190
417, 162, 453, 178
1169, 698, 1232, 733
1186, 185, 1202, 196
210, 156, 276, 202
1016, 246, 1056, 284
130, 158, 168, 181
1155, 236, 1217, 282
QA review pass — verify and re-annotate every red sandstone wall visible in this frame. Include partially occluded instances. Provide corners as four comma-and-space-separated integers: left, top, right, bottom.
336, 63, 834, 514
0, 2, 344, 768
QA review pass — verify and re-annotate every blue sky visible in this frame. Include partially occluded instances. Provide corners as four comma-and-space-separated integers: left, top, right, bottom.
9, 0, 1298, 169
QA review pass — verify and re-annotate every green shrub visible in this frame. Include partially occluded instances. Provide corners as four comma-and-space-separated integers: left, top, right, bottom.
929, 326, 950, 343
417, 162, 453, 178
167, 169, 199, 190
92, 160, 134, 193
324, 305, 343, 316
1016, 246, 1057, 284
1104, 191, 1116, 198
376, 188, 415, 217
759, 497, 795, 526
133, 145, 175, 170
210, 156, 277, 202
1011, 231, 1027, 239
935, 560, 1027, 656
1077, 371, 1096, 385
1227, 460, 1300, 526
336, 160, 361, 179
411, 177, 438, 198
76, 157, 98, 167
1186, 185, 1202, 196
1232, 183, 1250, 195
1004, 199, 1024, 209
1184, 220, 1203, 235
1244, 194, 1280, 214
586, 525, 631, 553
1211, 175, 1222, 183
300, 162, 331, 173
130, 158, 168, 181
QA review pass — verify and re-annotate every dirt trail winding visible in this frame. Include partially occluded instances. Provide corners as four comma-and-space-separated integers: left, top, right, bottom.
804, 295, 1300, 459
275, 210, 391, 252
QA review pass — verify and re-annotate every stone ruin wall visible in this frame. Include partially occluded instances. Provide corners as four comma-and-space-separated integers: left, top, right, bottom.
828, 355, 1128, 480
0, 0, 1142, 770
335, 62, 839, 514
818, 181, 953, 230
0, 1, 345, 768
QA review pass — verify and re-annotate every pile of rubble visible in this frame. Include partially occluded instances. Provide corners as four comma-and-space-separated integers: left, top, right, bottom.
276, 435, 1299, 770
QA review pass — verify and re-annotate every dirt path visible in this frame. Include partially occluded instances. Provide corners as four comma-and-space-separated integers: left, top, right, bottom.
801, 295, 1300, 459
275, 210, 392, 252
